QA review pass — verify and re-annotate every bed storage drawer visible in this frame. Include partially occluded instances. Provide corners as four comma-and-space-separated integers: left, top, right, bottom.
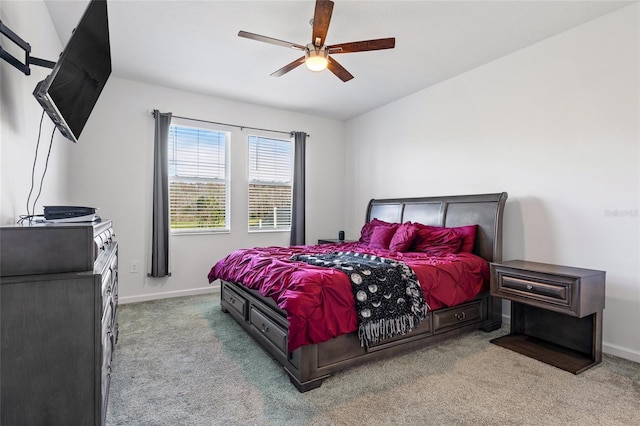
222, 285, 247, 320
250, 307, 288, 354
433, 300, 482, 333
366, 314, 433, 352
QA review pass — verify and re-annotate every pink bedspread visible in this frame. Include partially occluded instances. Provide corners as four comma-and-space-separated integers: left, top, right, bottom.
208, 242, 489, 351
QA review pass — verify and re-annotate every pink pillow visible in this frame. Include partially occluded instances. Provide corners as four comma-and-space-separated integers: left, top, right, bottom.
452, 224, 478, 253
389, 222, 419, 252
358, 218, 395, 244
413, 223, 478, 253
412, 226, 462, 255
368, 225, 398, 249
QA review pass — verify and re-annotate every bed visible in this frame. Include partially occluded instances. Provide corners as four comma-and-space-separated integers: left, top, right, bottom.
208, 192, 508, 392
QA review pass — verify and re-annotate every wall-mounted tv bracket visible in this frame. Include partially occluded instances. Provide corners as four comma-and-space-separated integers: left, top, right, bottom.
0, 20, 56, 75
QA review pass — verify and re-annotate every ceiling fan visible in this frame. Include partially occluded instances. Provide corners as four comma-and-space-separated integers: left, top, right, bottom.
238, 0, 395, 82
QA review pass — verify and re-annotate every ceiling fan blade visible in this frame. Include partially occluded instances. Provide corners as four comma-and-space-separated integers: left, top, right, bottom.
328, 38, 396, 54
238, 30, 305, 50
270, 56, 306, 77
312, 0, 334, 47
327, 56, 354, 82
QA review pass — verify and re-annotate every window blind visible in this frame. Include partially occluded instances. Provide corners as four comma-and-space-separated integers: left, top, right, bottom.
168, 125, 229, 231
248, 135, 292, 231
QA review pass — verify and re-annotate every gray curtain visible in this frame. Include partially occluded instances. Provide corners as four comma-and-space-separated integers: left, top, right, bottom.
290, 131, 306, 246
149, 110, 172, 277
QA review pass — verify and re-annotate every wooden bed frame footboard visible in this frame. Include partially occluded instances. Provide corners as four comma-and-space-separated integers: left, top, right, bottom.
219, 192, 508, 392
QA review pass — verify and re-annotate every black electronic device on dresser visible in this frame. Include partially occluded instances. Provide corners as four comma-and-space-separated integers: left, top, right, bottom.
0, 220, 118, 425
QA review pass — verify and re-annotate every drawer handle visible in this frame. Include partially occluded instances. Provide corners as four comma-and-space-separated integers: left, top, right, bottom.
229, 297, 236, 304
455, 312, 466, 321
526, 284, 533, 290
261, 323, 270, 333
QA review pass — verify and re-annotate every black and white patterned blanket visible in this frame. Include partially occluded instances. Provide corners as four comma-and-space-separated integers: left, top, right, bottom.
291, 251, 429, 347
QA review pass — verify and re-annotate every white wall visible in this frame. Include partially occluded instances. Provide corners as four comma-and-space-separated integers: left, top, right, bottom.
1, 0, 71, 224
67, 77, 345, 303
344, 5, 640, 362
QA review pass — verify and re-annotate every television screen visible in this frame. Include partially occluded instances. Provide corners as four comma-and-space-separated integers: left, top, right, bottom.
33, 0, 111, 143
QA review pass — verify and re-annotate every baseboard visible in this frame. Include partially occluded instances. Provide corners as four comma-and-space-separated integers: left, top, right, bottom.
119, 284, 221, 304
500, 313, 640, 364
502, 312, 510, 327
603, 342, 640, 363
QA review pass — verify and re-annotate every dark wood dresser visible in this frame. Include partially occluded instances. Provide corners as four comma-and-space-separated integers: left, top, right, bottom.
0, 220, 118, 425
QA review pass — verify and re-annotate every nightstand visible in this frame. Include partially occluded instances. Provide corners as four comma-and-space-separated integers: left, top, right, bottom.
490, 260, 605, 374
317, 239, 356, 244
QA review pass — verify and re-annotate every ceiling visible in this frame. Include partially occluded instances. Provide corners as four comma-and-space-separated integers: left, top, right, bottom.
44, 0, 634, 121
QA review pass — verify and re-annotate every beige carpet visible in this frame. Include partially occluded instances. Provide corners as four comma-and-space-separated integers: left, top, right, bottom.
107, 293, 640, 425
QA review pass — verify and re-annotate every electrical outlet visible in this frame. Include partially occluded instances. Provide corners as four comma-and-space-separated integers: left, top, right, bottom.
130, 260, 139, 273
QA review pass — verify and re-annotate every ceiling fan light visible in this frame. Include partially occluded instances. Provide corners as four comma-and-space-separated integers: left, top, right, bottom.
305, 56, 328, 72
305, 46, 328, 72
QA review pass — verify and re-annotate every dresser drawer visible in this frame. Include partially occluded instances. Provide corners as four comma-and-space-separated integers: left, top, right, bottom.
100, 268, 113, 318
250, 307, 288, 355
99, 246, 118, 321
101, 301, 115, 409
101, 313, 113, 426
221, 285, 247, 320
102, 303, 114, 365
433, 300, 482, 333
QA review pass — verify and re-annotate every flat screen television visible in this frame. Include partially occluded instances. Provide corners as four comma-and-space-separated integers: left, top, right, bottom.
33, 0, 111, 143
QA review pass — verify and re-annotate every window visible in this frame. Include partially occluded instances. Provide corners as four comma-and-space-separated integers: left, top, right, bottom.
248, 135, 293, 231
168, 124, 229, 232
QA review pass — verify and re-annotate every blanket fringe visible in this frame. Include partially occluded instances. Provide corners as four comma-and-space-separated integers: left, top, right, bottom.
358, 305, 429, 348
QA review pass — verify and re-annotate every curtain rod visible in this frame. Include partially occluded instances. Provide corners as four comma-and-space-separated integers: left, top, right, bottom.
150, 110, 309, 137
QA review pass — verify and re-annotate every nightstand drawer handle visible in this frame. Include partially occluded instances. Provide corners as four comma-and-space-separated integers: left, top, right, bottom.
455, 312, 466, 321
526, 284, 533, 290
261, 323, 270, 333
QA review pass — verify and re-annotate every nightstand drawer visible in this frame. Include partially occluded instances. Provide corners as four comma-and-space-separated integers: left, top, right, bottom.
492, 267, 576, 314
491, 260, 605, 317
498, 273, 572, 306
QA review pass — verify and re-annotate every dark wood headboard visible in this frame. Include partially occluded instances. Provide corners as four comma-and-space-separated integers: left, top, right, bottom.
365, 192, 508, 263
